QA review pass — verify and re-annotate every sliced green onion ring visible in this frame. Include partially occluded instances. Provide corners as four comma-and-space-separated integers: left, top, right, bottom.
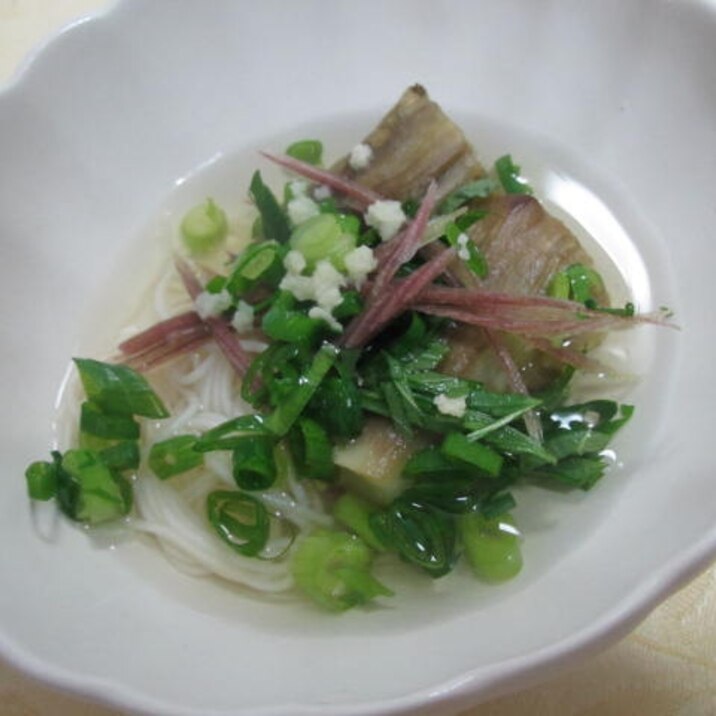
207, 490, 270, 557
148, 435, 204, 480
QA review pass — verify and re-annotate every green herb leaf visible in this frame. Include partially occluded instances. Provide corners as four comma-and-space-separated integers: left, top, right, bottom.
403, 447, 475, 480
479, 490, 517, 519
532, 454, 608, 490
401, 481, 484, 514
438, 178, 496, 214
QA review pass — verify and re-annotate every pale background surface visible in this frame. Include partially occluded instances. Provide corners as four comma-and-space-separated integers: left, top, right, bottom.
0, 1, 714, 715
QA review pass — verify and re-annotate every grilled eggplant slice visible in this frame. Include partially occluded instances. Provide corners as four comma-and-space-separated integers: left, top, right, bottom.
333, 84, 485, 203
340, 86, 609, 391
440, 195, 609, 390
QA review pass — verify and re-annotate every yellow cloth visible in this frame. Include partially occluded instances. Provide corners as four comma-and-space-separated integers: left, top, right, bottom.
0, 2, 714, 714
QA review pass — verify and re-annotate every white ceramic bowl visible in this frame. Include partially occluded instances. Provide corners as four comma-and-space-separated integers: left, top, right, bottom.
1, 1, 714, 714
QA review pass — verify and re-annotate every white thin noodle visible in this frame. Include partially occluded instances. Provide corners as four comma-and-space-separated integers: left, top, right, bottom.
128, 269, 332, 595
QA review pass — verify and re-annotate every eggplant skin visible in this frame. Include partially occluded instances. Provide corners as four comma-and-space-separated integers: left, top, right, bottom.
457, 194, 608, 302
332, 84, 485, 202
440, 194, 610, 391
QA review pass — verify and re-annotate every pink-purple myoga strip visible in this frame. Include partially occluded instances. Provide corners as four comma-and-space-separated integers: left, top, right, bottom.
260, 151, 381, 209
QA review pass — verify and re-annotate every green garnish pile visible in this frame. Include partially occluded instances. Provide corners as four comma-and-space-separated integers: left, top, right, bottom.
24, 139, 637, 612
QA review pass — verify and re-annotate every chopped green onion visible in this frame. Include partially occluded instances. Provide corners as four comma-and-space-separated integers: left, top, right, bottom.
547, 263, 605, 304
307, 374, 363, 440
207, 490, 270, 557
333, 494, 385, 551
479, 490, 517, 519
401, 481, 483, 514
291, 530, 392, 611
285, 139, 323, 166
57, 449, 132, 525
149, 435, 203, 480
495, 154, 533, 195
460, 512, 523, 582
25, 460, 58, 501
546, 270, 571, 300
370, 499, 457, 577
261, 291, 325, 344
204, 275, 228, 294
318, 196, 339, 214
231, 435, 277, 490
265, 343, 339, 436
438, 178, 496, 214
290, 213, 356, 272
194, 414, 270, 452
440, 432, 503, 477
402, 198, 420, 218
332, 290, 364, 320
226, 241, 284, 297
403, 447, 474, 479
359, 227, 381, 247
73, 358, 169, 419
98, 441, 140, 471
337, 213, 361, 237
241, 342, 307, 408
444, 222, 488, 279
586, 300, 636, 317
80, 401, 140, 440
249, 170, 291, 244
288, 418, 335, 481
180, 198, 228, 255
454, 209, 488, 232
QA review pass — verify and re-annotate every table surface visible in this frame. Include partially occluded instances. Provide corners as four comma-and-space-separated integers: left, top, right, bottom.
1, 2, 715, 715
